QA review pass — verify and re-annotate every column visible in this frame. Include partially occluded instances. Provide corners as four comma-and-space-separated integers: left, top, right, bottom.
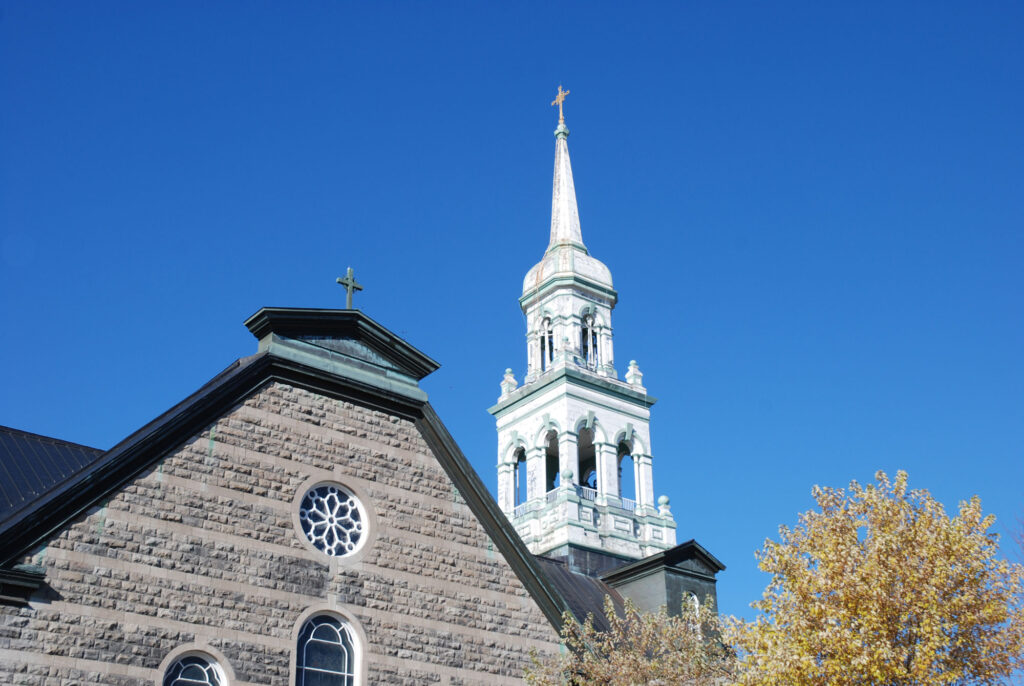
558, 432, 579, 485
635, 454, 655, 514
600, 330, 614, 375
595, 442, 619, 505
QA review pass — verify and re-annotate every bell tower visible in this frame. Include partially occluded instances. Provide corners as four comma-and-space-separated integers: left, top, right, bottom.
488, 93, 676, 565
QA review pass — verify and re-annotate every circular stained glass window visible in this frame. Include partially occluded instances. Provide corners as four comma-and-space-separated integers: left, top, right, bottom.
299, 484, 365, 556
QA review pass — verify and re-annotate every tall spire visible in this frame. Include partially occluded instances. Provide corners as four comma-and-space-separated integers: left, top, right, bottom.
548, 86, 585, 252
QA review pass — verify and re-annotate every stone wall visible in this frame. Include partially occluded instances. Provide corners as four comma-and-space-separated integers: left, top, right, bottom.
0, 382, 558, 685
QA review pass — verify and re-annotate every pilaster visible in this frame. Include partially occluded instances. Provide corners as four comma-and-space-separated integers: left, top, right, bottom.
497, 461, 515, 513
525, 447, 546, 500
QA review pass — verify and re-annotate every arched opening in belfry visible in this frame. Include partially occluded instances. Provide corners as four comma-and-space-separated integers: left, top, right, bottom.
540, 318, 554, 372
580, 314, 598, 368
544, 430, 559, 492
513, 447, 527, 506
577, 427, 597, 491
618, 441, 637, 506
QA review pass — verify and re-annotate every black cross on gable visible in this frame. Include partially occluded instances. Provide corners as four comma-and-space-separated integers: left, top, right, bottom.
336, 267, 363, 309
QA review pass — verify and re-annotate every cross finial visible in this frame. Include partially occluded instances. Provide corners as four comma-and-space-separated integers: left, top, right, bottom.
336, 267, 363, 309
551, 85, 570, 124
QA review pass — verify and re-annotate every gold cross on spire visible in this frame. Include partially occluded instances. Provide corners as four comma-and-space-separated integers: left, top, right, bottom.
551, 85, 570, 123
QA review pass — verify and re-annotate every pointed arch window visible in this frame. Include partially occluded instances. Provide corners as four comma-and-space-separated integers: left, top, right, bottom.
540, 318, 554, 372
296, 615, 357, 686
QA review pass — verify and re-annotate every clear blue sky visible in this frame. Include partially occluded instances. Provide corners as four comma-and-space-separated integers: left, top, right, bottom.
2, 2, 1022, 621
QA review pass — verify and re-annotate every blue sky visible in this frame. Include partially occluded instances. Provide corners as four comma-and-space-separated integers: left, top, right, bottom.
1, 2, 1022, 621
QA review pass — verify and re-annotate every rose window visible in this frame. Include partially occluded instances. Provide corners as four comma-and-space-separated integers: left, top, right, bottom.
299, 485, 364, 556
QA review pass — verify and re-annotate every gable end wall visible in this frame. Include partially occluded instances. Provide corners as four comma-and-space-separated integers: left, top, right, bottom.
1, 381, 558, 685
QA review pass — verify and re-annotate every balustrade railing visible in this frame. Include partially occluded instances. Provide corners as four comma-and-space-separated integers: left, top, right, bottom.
512, 485, 634, 519
512, 500, 535, 519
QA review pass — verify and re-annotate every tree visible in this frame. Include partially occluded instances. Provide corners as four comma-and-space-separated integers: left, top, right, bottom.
725, 470, 1024, 685
525, 595, 735, 685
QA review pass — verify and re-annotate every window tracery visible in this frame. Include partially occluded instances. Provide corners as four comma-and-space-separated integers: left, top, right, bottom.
299, 485, 365, 557
296, 615, 357, 686
163, 655, 225, 686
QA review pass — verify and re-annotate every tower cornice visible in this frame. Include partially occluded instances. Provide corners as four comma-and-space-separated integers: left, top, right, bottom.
519, 272, 619, 312
488, 365, 656, 418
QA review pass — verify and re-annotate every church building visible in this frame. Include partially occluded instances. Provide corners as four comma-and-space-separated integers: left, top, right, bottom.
0, 95, 723, 685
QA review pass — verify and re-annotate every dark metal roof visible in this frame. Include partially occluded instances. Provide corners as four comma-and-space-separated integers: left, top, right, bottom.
0, 425, 103, 527
533, 555, 624, 632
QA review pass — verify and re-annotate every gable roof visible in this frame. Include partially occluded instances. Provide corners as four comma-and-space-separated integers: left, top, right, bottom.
244, 307, 440, 382
599, 539, 726, 587
0, 425, 104, 527
0, 309, 578, 631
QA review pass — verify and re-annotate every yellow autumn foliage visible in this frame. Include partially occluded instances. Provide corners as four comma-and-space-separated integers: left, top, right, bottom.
725, 470, 1024, 685
525, 595, 735, 685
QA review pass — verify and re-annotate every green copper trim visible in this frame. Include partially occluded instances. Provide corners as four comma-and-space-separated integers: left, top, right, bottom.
520, 274, 619, 310
544, 240, 588, 255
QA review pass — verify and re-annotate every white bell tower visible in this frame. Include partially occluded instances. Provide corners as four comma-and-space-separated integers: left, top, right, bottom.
489, 93, 676, 563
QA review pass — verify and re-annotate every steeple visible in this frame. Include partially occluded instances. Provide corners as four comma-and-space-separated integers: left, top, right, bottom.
488, 92, 676, 568
548, 86, 585, 252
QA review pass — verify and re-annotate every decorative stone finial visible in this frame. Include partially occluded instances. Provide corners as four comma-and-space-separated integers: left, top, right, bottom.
560, 468, 574, 488
625, 360, 644, 387
658, 495, 671, 515
500, 368, 518, 397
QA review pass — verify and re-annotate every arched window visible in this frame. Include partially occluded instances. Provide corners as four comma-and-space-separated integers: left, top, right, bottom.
297, 615, 357, 686
513, 447, 527, 506
581, 314, 598, 369
163, 655, 225, 686
577, 427, 597, 491
544, 430, 559, 492
618, 442, 637, 506
540, 318, 554, 372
